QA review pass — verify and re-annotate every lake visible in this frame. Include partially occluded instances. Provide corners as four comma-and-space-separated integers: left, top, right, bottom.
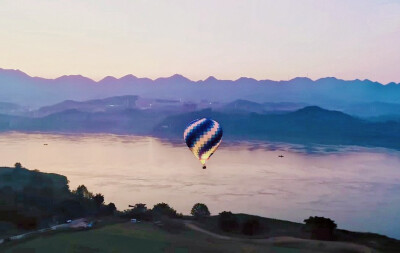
1, 132, 400, 239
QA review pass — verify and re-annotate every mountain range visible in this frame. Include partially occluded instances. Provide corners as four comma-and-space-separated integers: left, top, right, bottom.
1, 68, 400, 109
1, 68, 400, 149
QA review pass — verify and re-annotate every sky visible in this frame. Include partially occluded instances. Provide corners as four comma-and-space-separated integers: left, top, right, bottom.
0, 0, 399, 83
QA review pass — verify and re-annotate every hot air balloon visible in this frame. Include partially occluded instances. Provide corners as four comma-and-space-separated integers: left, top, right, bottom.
183, 118, 223, 169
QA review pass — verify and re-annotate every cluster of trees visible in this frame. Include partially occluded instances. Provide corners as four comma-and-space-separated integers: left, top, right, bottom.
122, 202, 183, 221
62, 185, 116, 218
124, 202, 212, 222
0, 163, 116, 234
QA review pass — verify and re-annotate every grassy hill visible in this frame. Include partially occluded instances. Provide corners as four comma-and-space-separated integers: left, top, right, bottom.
0, 166, 68, 192
194, 213, 305, 239
0, 222, 377, 253
192, 214, 400, 253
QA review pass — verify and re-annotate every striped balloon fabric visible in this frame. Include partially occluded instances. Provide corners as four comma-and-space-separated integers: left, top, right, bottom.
183, 118, 223, 169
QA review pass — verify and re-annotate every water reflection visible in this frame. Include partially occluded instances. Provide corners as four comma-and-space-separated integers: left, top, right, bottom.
0, 132, 400, 239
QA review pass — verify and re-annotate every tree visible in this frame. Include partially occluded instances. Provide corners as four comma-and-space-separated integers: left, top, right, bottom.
218, 211, 239, 232
124, 203, 152, 220
304, 216, 337, 241
152, 203, 178, 218
92, 193, 105, 209
104, 203, 116, 215
191, 203, 210, 218
242, 218, 261, 235
14, 162, 22, 169
129, 203, 147, 212
130, 203, 147, 214
73, 185, 92, 199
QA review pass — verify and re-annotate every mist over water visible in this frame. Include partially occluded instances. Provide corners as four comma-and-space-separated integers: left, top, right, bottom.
1, 132, 400, 239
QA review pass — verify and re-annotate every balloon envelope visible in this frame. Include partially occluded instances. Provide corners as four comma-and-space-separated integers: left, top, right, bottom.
183, 118, 223, 167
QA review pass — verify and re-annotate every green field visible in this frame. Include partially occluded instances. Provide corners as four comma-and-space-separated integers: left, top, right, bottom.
1, 222, 354, 253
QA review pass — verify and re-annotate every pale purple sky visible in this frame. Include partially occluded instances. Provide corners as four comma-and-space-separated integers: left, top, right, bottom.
0, 0, 399, 83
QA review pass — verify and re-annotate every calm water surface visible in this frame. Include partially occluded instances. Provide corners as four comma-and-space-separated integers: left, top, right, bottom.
1, 132, 400, 238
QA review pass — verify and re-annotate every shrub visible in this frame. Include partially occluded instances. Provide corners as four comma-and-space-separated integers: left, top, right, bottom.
304, 216, 337, 241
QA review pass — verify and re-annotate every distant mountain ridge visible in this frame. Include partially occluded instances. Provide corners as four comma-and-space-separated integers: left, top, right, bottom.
1, 68, 400, 108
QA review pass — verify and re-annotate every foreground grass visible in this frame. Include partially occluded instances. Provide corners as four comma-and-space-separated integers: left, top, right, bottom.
1, 222, 353, 253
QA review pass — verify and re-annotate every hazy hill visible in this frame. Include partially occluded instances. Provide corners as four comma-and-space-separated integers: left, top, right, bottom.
1, 102, 400, 149
154, 106, 400, 149
32, 96, 205, 117
1, 68, 400, 109
35, 96, 139, 117
219, 100, 308, 114
18, 95, 400, 120
340, 102, 400, 118
0, 102, 20, 111
0, 114, 29, 130
0, 102, 27, 116
18, 109, 172, 135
